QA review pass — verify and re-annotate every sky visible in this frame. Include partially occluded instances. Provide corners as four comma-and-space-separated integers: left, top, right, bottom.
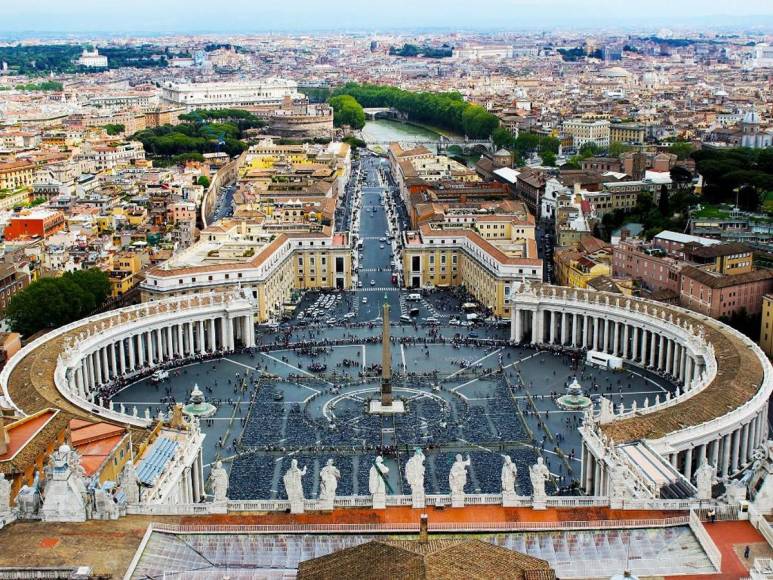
3, 0, 773, 34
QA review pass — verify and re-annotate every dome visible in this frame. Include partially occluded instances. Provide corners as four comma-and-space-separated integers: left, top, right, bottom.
743, 107, 760, 125
601, 67, 630, 78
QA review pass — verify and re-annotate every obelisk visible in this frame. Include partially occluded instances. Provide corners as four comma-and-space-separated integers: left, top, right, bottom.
381, 294, 392, 406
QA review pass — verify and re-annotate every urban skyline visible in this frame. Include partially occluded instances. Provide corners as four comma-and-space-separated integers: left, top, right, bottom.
0, 5, 773, 578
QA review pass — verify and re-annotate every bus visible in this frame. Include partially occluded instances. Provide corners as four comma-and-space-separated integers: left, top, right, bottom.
586, 350, 623, 370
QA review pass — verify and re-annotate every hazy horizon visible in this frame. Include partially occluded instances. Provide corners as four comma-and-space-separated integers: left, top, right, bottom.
3, 0, 773, 35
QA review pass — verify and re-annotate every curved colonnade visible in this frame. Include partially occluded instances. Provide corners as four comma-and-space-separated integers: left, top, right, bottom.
511, 284, 772, 494
1, 289, 257, 429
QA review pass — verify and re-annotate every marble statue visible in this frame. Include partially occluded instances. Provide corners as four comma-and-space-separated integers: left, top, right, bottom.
529, 457, 550, 505
119, 461, 140, 504
405, 448, 426, 508
0, 473, 10, 515
283, 459, 306, 512
319, 459, 340, 506
369, 456, 389, 496
41, 444, 88, 522
16, 482, 41, 519
449, 454, 471, 507
695, 460, 716, 500
93, 485, 118, 520
609, 464, 627, 500
210, 460, 229, 502
369, 456, 389, 509
501, 455, 518, 494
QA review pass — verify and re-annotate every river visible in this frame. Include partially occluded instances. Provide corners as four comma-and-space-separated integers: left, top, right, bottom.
361, 119, 440, 152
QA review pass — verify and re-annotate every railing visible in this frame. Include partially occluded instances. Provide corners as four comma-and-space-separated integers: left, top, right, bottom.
148, 514, 691, 535
128, 494, 727, 515
750, 506, 773, 548
689, 509, 723, 571
127, 502, 216, 516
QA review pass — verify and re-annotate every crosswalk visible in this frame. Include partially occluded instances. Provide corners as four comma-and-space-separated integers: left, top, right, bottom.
355, 287, 400, 293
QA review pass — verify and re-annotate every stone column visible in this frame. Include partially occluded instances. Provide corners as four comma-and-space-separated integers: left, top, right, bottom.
137, 332, 145, 367
632, 326, 639, 362
572, 313, 579, 347
684, 446, 693, 481
75, 366, 85, 398
593, 317, 599, 350
193, 321, 201, 354
721, 434, 731, 477
186, 322, 193, 355
649, 331, 657, 367
93, 350, 102, 386
711, 438, 720, 468
531, 310, 539, 344
157, 328, 164, 361
658, 335, 665, 370
613, 321, 620, 356
101, 347, 110, 382
514, 309, 522, 342
225, 317, 234, 351
177, 324, 183, 357
582, 314, 589, 348
665, 339, 673, 375
561, 311, 568, 345
128, 336, 135, 371
208, 319, 216, 351
118, 339, 126, 374
622, 324, 629, 359
731, 429, 741, 472
740, 422, 750, 467
549, 310, 556, 344
604, 319, 610, 353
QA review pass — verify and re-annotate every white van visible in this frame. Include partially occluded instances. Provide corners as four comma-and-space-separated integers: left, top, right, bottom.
407, 293, 421, 301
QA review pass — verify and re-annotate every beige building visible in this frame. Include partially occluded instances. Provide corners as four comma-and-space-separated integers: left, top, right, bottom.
402, 214, 541, 318
563, 119, 611, 149
141, 220, 352, 322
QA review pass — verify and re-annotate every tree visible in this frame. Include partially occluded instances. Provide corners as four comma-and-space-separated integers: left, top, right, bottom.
197, 175, 211, 188
329, 95, 365, 130
738, 185, 760, 212
541, 151, 557, 166
103, 123, 125, 136
578, 142, 601, 158
668, 141, 694, 160
609, 142, 634, 157
330, 83, 499, 138
658, 184, 670, 216
6, 269, 110, 337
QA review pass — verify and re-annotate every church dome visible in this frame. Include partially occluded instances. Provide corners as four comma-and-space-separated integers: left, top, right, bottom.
743, 107, 760, 125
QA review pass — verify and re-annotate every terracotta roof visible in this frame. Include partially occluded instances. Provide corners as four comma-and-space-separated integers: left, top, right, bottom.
297, 538, 555, 580
687, 242, 751, 259
681, 266, 773, 289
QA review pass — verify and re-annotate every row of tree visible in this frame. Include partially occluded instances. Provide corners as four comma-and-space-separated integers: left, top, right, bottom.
7, 269, 111, 337
492, 128, 561, 165
0, 44, 168, 75
692, 148, 773, 211
131, 110, 262, 161
330, 83, 500, 139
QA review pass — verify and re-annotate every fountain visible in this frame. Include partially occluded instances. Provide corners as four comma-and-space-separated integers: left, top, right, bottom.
182, 384, 217, 418
556, 376, 592, 410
